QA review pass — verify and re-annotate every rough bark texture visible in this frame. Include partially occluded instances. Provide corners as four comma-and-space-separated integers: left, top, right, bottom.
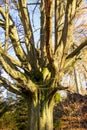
27, 97, 39, 130
39, 104, 53, 130
27, 91, 54, 130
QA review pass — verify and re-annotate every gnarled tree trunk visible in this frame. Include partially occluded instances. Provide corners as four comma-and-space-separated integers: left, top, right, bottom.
27, 91, 54, 130
39, 103, 53, 130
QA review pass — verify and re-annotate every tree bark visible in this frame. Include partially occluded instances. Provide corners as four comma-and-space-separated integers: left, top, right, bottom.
27, 93, 39, 130
39, 103, 53, 130
27, 93, 54, 130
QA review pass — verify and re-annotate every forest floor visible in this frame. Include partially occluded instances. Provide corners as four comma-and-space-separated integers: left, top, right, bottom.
54, 92, 87, 130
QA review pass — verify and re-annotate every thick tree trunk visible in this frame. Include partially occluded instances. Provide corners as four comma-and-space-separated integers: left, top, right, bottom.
27, 94, 54, 130
27, 94, 39, 130
39, 103, 53, 130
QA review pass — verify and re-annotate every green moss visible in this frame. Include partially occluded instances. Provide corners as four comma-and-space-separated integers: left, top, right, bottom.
54, 93, 61, 103
42, 67, 51, 81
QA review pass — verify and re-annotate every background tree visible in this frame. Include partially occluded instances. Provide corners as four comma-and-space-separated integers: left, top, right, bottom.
0, 0, 87, 130
0, 88, 28, 130
14, 97, 28, 130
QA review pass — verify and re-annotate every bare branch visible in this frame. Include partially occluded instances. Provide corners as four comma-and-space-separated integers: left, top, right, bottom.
45, 0, 54, 63
66, 39, 87, 59
18, 1, 37, 69
0, 44, 22, 67
0, 45, 27, 82
0, 6, 27, 62
40, 0, 46, 67
0, 76, 21, 95
27, 2, 41, 5
5, 0, 9, 52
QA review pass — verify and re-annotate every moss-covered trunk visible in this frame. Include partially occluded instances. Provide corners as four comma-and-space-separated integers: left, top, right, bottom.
39, 103, 53, 130
27, 93, 54, 130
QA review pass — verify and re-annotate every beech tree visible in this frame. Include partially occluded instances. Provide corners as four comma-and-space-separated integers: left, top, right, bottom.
0, 0, 87, 130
